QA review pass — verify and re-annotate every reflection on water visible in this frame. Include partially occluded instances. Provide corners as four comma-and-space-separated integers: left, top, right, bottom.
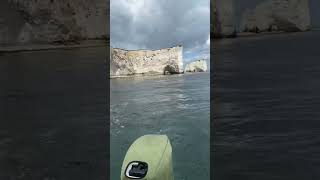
110, 73, 210, 180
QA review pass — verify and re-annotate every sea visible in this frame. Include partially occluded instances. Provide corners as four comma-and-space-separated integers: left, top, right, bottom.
0, 47, 108, 180
110, 73, 210, 180
213, 31, 320, 180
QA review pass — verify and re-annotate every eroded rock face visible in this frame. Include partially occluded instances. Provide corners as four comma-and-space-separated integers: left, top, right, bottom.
0, 0, 107, 45
110, 46, 184, 77
212, 0, 311, 38
212, 0, 236, 38
184, 59, 208, 73
240, 0, 311, 32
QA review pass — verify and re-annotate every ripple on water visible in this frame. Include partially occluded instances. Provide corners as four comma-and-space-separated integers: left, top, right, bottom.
110, 73, 210, 180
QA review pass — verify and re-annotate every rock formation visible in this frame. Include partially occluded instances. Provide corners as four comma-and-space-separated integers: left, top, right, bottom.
240, 0, 311, 32
212, 0, 236, 38
110, 46, 184, 77
0, 0, 108, 45
184, 60, 208, 73
212, 0, 311, 38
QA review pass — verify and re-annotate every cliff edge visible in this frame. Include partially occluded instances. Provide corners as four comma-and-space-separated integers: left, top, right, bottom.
240, 0, 311, 32
212, 0, 311, 38
110, 46, 184, 77
0, 0, 108, 46
212, 0, 236, 38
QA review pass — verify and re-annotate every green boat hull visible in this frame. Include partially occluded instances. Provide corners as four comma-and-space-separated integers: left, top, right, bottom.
121, 135, 174, 180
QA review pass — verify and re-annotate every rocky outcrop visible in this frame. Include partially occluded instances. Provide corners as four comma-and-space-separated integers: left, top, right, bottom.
184, 60, 208, 73
0, 0, 108, 46
240, 0, 311, 32
212, 0, 236, 38
110, 46, 184, 77
212, 0, 311, 38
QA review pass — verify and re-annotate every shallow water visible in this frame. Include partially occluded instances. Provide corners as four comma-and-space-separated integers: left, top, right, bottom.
213, 31, 320, 180
110, 73, 210, 180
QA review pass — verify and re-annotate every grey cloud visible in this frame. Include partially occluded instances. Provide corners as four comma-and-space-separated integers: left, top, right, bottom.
111, 0, 210, 61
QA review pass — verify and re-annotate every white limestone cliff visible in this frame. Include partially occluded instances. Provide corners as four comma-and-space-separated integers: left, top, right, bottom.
213, 0, 311, 38
240, 0, 311, 32
212, 0, 236, 37
184, 60, 208, 73
0, 0, 108, 45
110, 46, 184, 77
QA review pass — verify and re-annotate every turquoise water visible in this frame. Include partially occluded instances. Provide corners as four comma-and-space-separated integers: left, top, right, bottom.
110, 73, 210, 180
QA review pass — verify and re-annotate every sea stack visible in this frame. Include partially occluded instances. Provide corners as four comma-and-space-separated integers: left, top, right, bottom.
240, 0, 311, 32
110, 45, 184, 77
184, 59, 208, 72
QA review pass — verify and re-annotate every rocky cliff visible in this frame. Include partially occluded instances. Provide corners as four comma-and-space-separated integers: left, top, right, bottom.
0, 0, 108, 46
110, 46, 184, 77
212, 0, 236, 38
212, 0, 311, 37
240, 0, 311, 32
184, 60, 208, 72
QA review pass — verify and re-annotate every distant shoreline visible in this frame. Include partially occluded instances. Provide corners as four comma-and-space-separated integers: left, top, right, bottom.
213, 29, 320, 40
0, 39, 108, 53
110, 71, 209, 79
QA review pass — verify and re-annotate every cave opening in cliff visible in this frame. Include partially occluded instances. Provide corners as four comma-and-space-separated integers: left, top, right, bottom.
163, 65, 177, 75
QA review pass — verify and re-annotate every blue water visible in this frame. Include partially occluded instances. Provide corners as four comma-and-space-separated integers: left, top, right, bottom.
110, 73, 210, 180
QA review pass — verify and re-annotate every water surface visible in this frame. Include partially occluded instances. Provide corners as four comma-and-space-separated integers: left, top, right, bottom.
213, 31, 320, 180
0, 47, 108, 180
110, 73, 210, 180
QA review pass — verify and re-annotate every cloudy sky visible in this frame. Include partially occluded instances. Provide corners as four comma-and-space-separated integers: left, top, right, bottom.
110, 0, 210, 63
